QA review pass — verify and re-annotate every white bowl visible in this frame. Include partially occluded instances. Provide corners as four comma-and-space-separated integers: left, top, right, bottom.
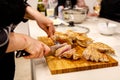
98, 22, 117, 36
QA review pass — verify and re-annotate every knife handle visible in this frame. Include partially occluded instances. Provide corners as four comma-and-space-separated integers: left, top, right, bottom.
16, 50, 30, 58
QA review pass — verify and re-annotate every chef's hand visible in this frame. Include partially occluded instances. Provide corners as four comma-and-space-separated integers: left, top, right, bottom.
24, 38, 50, 59
35, 13, 55, 38
24, 6, 55, 38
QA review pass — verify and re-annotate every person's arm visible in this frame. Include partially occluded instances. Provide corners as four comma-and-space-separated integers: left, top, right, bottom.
0, 0, 51, 58
0, 28, 9, 55
24, 6, 55, 38
5, 32, 50, 58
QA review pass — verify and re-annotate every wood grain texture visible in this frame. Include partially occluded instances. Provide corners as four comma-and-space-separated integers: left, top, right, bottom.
38, 36, 118, 75
45, 46, 118, 75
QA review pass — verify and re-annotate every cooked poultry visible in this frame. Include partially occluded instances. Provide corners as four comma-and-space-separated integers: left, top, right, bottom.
52, 32, 73, 44
38, 36, 54, 46
45, 43, 68, 56
53, 30, 93, 47
55, 44, 81, 60
90, 42, 115, 54
67, 30, 93, 47
83, 42, 115, 62
55, 44, 72, 57
38, 31, 115, 62
60, 48, 81, 60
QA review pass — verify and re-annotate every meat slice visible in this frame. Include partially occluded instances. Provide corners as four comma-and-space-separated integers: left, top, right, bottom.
73, 52, 81, 60
83, 46, 109, 62
92, 42, 115, 54
55, 45, 71, 57
54, 44, 81, 60
82, 42, 113, 62
60, 49, 75, 58
52, 32, 73, 44
60, 48, 80, 60
66, 30, 93, 47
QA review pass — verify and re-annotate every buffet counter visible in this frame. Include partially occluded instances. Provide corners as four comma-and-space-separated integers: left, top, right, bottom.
28, 17, 120, 80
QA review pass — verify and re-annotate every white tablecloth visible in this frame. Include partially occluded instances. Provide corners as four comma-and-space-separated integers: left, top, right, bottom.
28, 17, 120, 80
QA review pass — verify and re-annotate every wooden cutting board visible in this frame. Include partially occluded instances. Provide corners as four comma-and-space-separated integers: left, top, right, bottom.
45, 46, 118, 75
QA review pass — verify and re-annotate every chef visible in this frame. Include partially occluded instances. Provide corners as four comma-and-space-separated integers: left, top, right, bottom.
0, 0, 55, 79
99, 0, 120, 22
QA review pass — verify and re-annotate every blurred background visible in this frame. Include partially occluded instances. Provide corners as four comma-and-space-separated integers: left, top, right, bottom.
14, 0, 99, 80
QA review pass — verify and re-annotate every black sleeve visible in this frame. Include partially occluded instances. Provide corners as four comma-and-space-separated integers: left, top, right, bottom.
99, 0, 120, 22
22, 0, 31, 22
0, 0, 30, 26
0, 28, 9, 55
58, 0, 66, 7
0, 0, 30, 55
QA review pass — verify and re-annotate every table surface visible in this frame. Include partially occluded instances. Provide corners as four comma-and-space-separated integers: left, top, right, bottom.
28, 17, 120, 80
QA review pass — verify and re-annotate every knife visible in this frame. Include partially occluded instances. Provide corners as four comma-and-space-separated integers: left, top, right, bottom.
16, 43, 67, 58
16, 50, 30, 58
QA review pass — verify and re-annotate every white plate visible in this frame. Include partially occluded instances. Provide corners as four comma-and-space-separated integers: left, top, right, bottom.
56, 25, 89, 34
50, 17, 69, 26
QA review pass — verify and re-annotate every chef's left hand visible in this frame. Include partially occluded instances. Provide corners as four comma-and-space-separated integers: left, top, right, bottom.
36, 16, 55, 38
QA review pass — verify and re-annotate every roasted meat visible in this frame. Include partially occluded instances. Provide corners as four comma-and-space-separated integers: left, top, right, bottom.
90, 42, 115, 54
53, 30, 93, 48
55, 44, 71, 57
60, 48, 81, 60
38, 36, 54, 46
82, 42, 115, 62
55, 44, 81, 60
52, 32, 73, 44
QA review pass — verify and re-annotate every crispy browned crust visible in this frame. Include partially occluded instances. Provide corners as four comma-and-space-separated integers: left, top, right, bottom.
83, 42, 115, 62
53, 30, 93, 47
38, 36, 54, 46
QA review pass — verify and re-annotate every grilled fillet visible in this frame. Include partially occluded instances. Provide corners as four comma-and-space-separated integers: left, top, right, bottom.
55, 44, 81, 60
55, 45, 71, 57
53, 32, 73, 44
90, 42, 115, 54
38, 36, 54, 46
53, 30, 93, 48
60, 48, 80, 60
82, 42, 114, 62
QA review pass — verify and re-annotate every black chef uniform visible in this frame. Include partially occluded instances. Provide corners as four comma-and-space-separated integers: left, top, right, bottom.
99, 0, 120, 22
0, 0, 29, 79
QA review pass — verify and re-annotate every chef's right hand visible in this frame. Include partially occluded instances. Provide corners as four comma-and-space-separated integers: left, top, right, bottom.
24, 37, 50, 59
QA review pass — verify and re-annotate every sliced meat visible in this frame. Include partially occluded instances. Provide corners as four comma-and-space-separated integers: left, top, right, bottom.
66, 30, 93, 47
82, 42, 112, 62
73, 53, 81, 60
93, 42, 115, 54
60, 49, 75, 58
53, 32, 73, 44
50, 43, 68, 53
38, 36, 54, 46
55, 45, 71, 57
54, 44, 81, 60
